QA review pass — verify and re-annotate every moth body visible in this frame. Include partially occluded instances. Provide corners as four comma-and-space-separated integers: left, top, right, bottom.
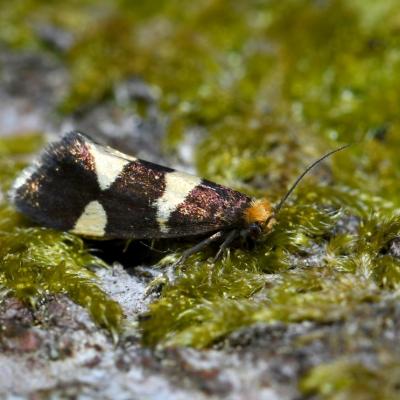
10, 132, 274, 252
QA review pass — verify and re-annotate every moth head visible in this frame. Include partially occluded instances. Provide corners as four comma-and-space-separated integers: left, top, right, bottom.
244, 198, 276, 238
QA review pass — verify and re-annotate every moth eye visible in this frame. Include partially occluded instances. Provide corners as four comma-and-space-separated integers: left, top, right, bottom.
248, 223, 262, 239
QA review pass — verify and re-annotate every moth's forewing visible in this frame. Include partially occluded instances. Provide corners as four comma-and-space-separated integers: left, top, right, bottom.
10, 132, 100, 232
10, 131, 252, 239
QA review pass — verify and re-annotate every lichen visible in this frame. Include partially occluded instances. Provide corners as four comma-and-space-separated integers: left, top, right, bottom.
0, 134, 123, 336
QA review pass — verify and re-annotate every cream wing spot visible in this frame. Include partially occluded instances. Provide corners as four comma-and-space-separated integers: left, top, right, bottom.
72, 200, 107, 237
155, 171, 201, 233
88, 142, 136, 191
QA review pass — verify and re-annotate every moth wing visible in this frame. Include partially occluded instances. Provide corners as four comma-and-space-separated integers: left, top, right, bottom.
9, 131, 166, 239
10, 131, 251, 240
10, 131, 102, 234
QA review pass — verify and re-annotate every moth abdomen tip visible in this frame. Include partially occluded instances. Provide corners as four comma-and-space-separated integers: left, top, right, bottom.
8, 162, 40, 203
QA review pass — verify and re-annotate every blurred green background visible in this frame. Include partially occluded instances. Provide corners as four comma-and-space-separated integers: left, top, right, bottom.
1, 0, 400, 200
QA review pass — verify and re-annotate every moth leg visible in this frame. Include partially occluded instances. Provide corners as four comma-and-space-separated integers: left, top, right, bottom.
213, 229, 239, 261
174, 230, 225, 267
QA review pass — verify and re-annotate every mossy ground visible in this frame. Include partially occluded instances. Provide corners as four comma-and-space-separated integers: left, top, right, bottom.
1, 1, 400, 398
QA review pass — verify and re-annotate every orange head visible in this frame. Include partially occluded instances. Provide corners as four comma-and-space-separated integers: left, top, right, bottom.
243, 198, 276, 238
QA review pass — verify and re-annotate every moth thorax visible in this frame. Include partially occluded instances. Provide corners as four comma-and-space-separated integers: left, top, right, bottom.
244, 198, 276, 231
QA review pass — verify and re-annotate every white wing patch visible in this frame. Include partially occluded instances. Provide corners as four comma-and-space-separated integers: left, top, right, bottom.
72, 200, 107, 237
88, 142, 137, 191
155, 171, 201, 233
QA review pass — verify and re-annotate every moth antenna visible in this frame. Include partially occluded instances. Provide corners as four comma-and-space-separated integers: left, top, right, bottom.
274, 144, 350, 214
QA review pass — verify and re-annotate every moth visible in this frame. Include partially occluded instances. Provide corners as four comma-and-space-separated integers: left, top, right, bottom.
9, 131, 348, 264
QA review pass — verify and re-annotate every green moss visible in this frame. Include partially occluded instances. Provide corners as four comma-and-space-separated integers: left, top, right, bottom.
0, 134, 123, 336
142, 257, 267, 348
142, 185, 400, 347
301, 358, 400, 400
